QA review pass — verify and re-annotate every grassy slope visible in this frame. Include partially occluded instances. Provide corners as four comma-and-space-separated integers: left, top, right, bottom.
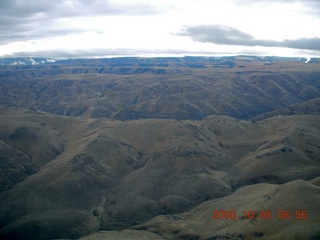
0, 107, 319, 239
1, 61, 320, 120
133, 179, 320, 240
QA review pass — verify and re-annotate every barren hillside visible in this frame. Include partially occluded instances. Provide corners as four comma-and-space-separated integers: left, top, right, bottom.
0, 57, 319, 239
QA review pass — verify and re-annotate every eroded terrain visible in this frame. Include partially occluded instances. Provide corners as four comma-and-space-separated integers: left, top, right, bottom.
0, 56, 320, 239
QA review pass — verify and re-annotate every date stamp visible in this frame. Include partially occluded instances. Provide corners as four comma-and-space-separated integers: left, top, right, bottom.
212, 210, 308, 220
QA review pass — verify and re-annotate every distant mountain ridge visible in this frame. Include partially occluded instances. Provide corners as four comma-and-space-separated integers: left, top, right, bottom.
0, 57, 55, 65
1, 61, 320, 120
0, 55, 318, 66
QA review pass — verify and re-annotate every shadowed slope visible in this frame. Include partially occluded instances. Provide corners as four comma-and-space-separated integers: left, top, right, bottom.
0, 108, 319, 239
200, 115, 320, 188
253, 97, 320, 120
1, 62, 320, 120
133, 180, 320, 240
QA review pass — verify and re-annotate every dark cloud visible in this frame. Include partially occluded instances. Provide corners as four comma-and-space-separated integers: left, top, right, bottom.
178, 25, 320, 51
282, 38, 320, 51
179, 25, 256, 46
0, 0, 158, 18
0, 0, 54, 17
0, 0, 159, 44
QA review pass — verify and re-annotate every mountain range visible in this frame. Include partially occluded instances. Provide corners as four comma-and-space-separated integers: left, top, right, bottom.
0, 56, 319, 239
0, 56, 319, 66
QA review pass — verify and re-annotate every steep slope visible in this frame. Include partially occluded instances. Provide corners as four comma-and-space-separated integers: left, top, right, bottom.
200, 115, 320, 188
0, 107, 66, 191
253, 97, 320, 120
1, 61, 320, 120
0, 108, 234, 239
132, 180, 320, 240
0, 108, 319, 239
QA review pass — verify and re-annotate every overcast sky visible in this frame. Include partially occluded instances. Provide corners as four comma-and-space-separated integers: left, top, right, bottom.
0, 0, 320, 58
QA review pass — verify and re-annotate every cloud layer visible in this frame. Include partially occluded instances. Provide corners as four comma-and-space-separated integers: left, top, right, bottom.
0, 0, 160, 44
0, 0, 320, 58
179, 25, 320, 51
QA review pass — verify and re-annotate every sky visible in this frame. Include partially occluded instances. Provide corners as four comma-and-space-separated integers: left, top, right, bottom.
0, 0, 320, 59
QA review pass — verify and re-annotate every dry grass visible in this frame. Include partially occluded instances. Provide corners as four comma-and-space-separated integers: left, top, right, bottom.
0, 58, 320, 239
0, 107, 319, 239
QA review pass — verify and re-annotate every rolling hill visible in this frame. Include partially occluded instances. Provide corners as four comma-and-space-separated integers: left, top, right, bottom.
0, 106, 319, 239
0, 57, 320, 120
0, 56, 319, 239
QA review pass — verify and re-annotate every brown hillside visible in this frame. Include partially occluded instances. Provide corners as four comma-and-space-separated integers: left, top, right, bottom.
132, 180, 320, 240
253, 97, 320, 120
1, 61, 320, 120
0, 107, 319, 239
